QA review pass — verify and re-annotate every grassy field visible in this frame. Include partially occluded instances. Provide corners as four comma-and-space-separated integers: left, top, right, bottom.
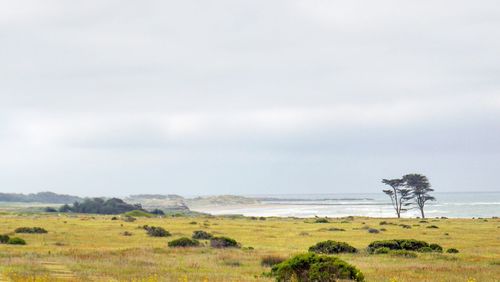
0, 213, 498, 281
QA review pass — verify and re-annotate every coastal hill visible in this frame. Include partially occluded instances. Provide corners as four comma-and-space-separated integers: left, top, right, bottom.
0, 192, 260, 213
0, 192, 83, 204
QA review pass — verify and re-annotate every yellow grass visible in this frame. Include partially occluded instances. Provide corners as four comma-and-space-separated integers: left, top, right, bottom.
0, 214, 499, 281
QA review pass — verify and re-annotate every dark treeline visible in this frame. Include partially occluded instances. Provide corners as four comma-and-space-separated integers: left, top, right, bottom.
0, 192, 82, 204
59, 198, 143, 214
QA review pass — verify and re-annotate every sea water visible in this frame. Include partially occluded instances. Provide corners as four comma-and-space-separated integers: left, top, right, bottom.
202, 192, 500, 218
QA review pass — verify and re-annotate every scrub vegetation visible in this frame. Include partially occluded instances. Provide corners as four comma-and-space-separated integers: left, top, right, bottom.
0, 214, 498, 281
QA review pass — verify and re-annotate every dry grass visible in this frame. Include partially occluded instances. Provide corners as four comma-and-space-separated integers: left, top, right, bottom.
0, 214, 498, 281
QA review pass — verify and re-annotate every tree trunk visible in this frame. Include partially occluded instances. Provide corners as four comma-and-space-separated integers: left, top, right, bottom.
420, 208, 425, 219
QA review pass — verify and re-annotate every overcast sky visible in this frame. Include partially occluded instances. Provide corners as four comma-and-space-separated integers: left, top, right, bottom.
1, 1, 499, 197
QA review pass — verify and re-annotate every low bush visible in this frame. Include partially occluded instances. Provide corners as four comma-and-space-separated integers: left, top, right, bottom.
368, 228, 380, 234
427, 225, 439, 229
389, 250, 418, 258
446, 248, 459, 253
379, 221, 396, 226
399, 224, 412, 229
367, 239, 443, 253
44, 207, 58, 212
192, 230, 212, 240
210, 236, 239, 248
143, 225, 171, 237
15, 227, 48, 234
308, 240, 357, 254
168, 237, 200, 248
8, 237, 26, 245
429, 243, 443, 252
271, 253, 364, 282
314, 218, 329, 223
328, 227, 345, 232
122, 231, 132, 236
418, 247, 433, 252
261, 255, 286, 267
373, 247, 390, 254
0, 234, 10, 243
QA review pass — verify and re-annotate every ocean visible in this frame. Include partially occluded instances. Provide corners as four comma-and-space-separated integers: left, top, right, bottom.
197, 192, 500, 218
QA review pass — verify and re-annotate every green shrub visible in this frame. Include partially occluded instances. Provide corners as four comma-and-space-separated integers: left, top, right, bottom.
15, 227, 48, 234
373, 247, 390, 254
427, 225, 439, 229
0, 234, 10, 243
271, 253, 364, 282
429, 243, 443, 252
8, 237, 26, 245
210, 236, 239, 248
389, 250, 417, 258
192, 230, 212, 240
367, 239, 430, 253
367, 228, 380, 234
446, 248, 459, 253
399, 224, 412, 229
418, 247, 433, 253
379, 221, 396, 226
168, 237, 200, 248
308, 240, 357, 254
261, 255, 286, 267
314, 218, 329, 223
327, 227, 345, 232
143, 225, 171, 237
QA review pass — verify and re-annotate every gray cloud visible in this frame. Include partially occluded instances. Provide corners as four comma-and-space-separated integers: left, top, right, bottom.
1, 0, 499, 196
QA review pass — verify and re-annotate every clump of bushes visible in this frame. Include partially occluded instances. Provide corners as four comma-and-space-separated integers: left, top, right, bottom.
446, 248, 459, 253
368, 228, 380, 234
0, 234, 10, 243
314, 218, 329, 223
15, 227, 48, 234
429, 243, 443, 252
367, 239, 443, 253
0, 235, 27, 245
122, 231, 132, 236
168, 237, 200, 248
261, 255, 286, 267
143, 225, 171, 237
210, 236, 239, 248
192, 230, 212, 240
399, 224, 412, 229
7, 237, 26, 245
308, 240, 357, 254
426, 225, 439, 229
328, 227, 345, 232
44, 207, 58, 212
271, 253, 364, 282
379, 221, 396, 226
